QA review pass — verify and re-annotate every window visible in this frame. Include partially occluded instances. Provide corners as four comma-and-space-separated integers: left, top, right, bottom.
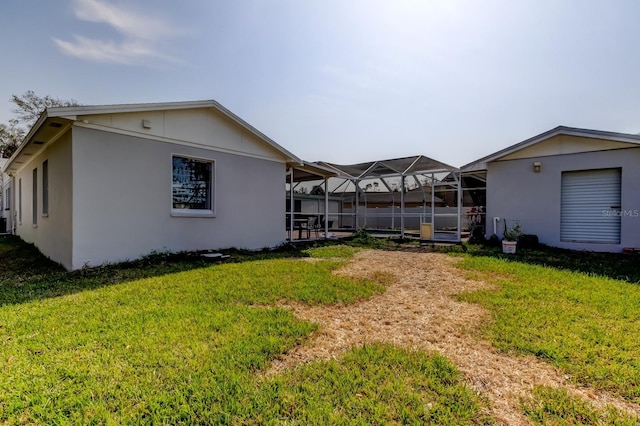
32, 168, 37, 226
5, 187, 10, 210
18, 179, 22, 224
42, 160, 49, 216
172, 155, 214, 215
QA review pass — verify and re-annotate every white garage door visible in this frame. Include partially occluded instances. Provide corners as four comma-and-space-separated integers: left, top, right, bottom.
560, 168, 621, 244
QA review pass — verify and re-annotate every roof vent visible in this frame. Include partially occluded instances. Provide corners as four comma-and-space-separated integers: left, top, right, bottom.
49, 122, 63, 128
33, 141, 45, 145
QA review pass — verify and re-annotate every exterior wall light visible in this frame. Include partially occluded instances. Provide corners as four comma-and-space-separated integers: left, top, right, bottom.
533, 161, 541, 173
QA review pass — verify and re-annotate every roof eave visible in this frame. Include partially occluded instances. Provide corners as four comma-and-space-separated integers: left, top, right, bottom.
47, 99, 218, 117
208, 101, 302, 164
49, 100, 303, 164
3, 111, 50, 174
461, 125, 640, 171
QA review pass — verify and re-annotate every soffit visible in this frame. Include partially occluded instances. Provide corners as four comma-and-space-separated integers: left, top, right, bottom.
4, 117, 71, 174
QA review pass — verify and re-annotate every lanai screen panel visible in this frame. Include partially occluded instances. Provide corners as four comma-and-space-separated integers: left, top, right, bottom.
309, 155, 461, 239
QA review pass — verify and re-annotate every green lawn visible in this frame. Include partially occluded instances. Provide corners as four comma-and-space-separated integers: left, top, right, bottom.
260, 344, 492, 425
462, 243, 640, 284
7, 234, 637, 424
456, 251, 640, 423
520, 385, 639, 426
0, 237, 490, 424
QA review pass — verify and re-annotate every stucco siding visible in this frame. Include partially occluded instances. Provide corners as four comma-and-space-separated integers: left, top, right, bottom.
71, 127, 285, 269
12, 132, 73, 268
79, 108, 283, 161
500, 135, 639, 161
486, 147, 640, 252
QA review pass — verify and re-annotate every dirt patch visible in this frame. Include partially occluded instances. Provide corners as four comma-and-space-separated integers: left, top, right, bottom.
267, 250, 640, 425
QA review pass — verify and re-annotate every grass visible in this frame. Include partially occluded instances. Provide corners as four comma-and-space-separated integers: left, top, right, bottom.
457, 254, 640, 404
521, 386, 639, 425
258, 343, 493, 425
303, 244, 362, 258
462, 243, 640, 284
0, 236, 325, 307
0, 236, 491, 424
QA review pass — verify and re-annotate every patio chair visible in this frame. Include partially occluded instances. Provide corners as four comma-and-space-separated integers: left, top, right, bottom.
308, 216, 320, 239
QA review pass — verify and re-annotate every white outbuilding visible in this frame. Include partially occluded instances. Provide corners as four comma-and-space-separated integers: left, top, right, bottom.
463, 126, 640, 252
3, 100, 302, 269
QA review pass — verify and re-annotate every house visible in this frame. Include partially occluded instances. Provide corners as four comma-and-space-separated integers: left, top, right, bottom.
462, 126, 640, 252
2, 100, 302, 270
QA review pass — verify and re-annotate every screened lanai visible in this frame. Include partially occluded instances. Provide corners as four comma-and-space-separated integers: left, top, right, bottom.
286, 155, 486, 242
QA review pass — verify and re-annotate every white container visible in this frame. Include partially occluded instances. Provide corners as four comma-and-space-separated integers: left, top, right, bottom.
502, 240, 517, 254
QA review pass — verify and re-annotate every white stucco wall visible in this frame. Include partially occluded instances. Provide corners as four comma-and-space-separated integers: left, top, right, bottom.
486, 146, 640, 252
79, 108, 284, 162
500, 134, 639, 160
12, 132, 73, 268
71, 126, 286, 269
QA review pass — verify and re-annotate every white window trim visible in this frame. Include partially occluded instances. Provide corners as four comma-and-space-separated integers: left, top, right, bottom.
18, 178, 22, 225
170, 153, 216, 218
42, 159, 49, 218
171, 209, 216, 218
32, 167, 37, 227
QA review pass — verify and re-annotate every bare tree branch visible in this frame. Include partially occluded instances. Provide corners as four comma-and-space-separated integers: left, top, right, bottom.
1, 91, 80, 158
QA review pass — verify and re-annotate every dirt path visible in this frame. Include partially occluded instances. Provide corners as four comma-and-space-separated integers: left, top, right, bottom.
268, 250, 640, 425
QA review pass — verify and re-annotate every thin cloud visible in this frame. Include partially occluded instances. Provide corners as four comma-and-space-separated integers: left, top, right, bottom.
73, 0, 178, 40
53, 35, 174, 65
54, 0, 181, 65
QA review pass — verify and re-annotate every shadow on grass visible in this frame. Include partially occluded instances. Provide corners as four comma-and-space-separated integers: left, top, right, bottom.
462, 243, 640, 284
0, 236, 312, 307
358, 237, 640, 284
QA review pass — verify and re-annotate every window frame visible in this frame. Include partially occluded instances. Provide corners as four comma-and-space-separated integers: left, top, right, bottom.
32, 167, 37, 227
18, 178, 22, 224
170, 154, 215, 217
42, 159, 49, 217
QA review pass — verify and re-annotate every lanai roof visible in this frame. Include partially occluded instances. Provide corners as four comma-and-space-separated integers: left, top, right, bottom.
316, 155, 456, 179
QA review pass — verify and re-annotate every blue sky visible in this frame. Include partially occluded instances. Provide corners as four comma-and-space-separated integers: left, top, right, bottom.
1, 0, 640, 166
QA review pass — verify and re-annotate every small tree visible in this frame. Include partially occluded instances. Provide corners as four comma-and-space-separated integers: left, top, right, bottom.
0, 91, 80, 157
0, 119, 25, 158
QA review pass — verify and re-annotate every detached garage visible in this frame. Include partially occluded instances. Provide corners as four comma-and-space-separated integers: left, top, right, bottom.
463, 126, 640, 252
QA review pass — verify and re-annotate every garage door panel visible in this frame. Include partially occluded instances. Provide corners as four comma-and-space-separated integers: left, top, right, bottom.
560, 168, 621, 244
